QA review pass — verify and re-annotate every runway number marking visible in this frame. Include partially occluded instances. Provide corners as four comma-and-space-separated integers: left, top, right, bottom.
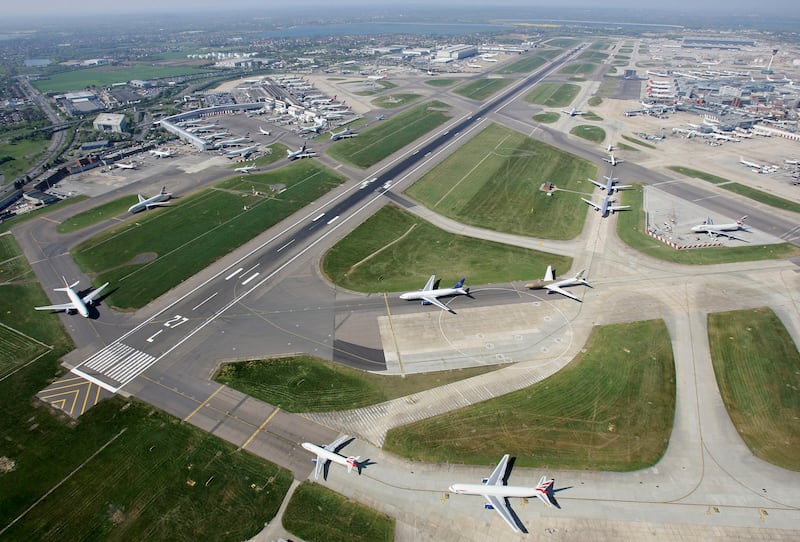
146, 330, 163, 343
164, 315, 189, 328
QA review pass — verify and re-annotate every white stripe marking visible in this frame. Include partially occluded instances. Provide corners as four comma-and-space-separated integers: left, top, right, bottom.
192, 292, 218, 311
242, 273, 260, 285
225, 268, 243, 281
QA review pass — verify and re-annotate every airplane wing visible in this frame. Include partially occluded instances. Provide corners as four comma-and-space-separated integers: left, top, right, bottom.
422, 274, 436, 292
325, 434, 350, 452
588, 178, 604, 189
486, 454, 509, 485
82, 282, 109, 304
484, 495, 524, 533
545, 284, 582, 302
609, 204, 631, 213
421, 295, 454, 314
713, 230, 749, 242
145, 202, 170, 209
35, 302, 77, 312
582, 198, 601, 211
314, 455, 328, 480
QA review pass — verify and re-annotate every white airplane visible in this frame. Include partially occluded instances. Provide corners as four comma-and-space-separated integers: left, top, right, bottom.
149, 149, 173, 158
330, 128, 357, 141
234, 163, 258, 174
588, 175, 632, 194
128, 186, 171, 213
112, 162, 137, 170
299, 120, 327, 134
217, 136, 251, 148
225, 145, 260, 159
35, 277, 109, 318
524, 265, 591, 302
739, 156, 763, 169
691, 215, 750, 241
204, 131, 230, 140
582, 196, 630, 217
603, 153, 623, 166
259, 126, 271, 136
449, 454, 560, 534
562, 107, 585, 117
399, 275, 470, 314
287, 144, 316, 160
302, 435, 360, 481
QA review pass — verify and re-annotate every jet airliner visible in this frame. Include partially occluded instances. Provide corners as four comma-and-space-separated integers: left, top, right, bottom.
302, 435, 361, 481
128, 186, 171, 213
35, 277, 109, 318
525, 265, 591, 302
399, 275, 470, 314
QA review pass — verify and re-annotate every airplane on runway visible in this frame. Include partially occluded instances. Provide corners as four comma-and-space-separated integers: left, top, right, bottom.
149, 149, 173, 158
259, 126, 271, 135
562, 107, 585, 117
128, 186, 171, 213
330, 127, 357, 141
588, 175, 632, 194
399, 275, 470, 314
35, 277, 109, 318
582, 196, 630, 217
234, 163, 258, 174
603, 153, 624, 166
287, 144, 316, 160
525, 265, 591, 302
302, 435, 361, 481
225, 145, 260, 159
449, 454, 560, 534
690, 215, 750, 241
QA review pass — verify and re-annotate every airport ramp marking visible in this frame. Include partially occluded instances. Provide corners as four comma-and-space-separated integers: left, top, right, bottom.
36, 374, 114, 418
241, 407, 281, 450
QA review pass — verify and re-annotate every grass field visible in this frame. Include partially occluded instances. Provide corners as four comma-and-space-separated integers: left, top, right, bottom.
0, 138, 49, 181
616, 185, 800, 263
524, 83, 580, 108
708, 308, 800, 471
560, 63, 596, 75
622, 134, 656, 149
215, 355, 501, 412
588, 96, 603, 106
404, 123, 594, 240
32, 64, 213, 93
327, 101, 451, 169
570, 125, 606, 143
384, 320, 676, 471
322, 204, 571, 293
581, 111, 603, 121
73, 161, 346, 310
0, 197, 86, 235
533, 112, 559, 123
371, 93, 421, 108
545, 38, 580, 48
283, 482, 394, 542
578, 51, 609, 63
452, 78, 514, 101
57, 197, 133, 233
496, 56, 547, 74
424, 78, 458, 87
667, 166, 800, 214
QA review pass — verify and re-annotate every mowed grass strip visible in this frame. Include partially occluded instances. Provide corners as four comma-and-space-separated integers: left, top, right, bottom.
283, 482, 394, 542
57, 197, 133, 233
371, 93, 421, 108
616, 185, 800, 263
327, 101, 451, 168
404, 123, 594, 239
453, 78, 514, 101
524, 82, 580, 108
533, 112, 559, 123
496, 56, 547, 74
425, 78, 458, 87
0, 232, 34, 282
384, 320, 676, 471
570, 125, 606, 143
322, 204, 571, 293
73, 161, 346, 310
214, 355, 502, 412
32, 64, 212, 93
708, 308, 800, 471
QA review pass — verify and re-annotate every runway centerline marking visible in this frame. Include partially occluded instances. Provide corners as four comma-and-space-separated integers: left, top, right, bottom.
241, 407, 281, 450
277, 239, 295, 252
192, 292, 218, 311
183, 384, 225, 422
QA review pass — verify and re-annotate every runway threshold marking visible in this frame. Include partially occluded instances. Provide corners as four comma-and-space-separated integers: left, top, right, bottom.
183, 384, 225, 422
240, 407, 281, 451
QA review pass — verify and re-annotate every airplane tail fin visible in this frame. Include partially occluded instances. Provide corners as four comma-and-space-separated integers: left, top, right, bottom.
453, 278, 466, 289
738, 215, 749, 224
346, 456, 361, 474
160, 186, 167, 195
544, 265, 554, 281
537, 476, 561, 509
55, 276, 79, 292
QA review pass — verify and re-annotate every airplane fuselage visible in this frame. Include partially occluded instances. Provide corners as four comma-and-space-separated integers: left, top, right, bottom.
449, 484, 539, 499
65, 287, 90, 317
128, 192, 170, 214
301, 442, 357, 469
399, 286, 468, 302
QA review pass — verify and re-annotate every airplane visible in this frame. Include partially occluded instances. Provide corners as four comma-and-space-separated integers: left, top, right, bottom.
204, 131, 230, 140
330, 128, 357, 141
562, 107, 585, 117
449, 454, 560, 534
217, 136, 251, 148
35, 277, 109, 318
225, 145, 260, 159
128, 186, 171, 213
149, 149, 173, 158
606, 144, 615, 152
259, 126, 271, 136
301, 435, 360, 481
299, 120, 327, 134
739, 156, 763, 169
112, 162, 137, 170
603, 153, 624, 166
524, 265, 591, 302
287, 144, 316, 160
588, 175, 632, 194
234, 163, 258, 174
582, 196, 630, 217
399, 275, 470, 314
690, 215, 750, 241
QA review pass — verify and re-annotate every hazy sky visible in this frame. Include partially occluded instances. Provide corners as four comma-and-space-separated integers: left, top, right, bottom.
5, 0, 798, 18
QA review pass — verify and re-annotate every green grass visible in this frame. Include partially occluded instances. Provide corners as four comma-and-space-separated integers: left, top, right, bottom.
323, 204, 571, 293
72, 162, 346, 310
32, 65, 213, 93
616, 143, 638, 152
616, 185, 800, 263
327, 101, 451, 169
578, 51, 609, 63
424, 78, 458, 87
56, 197, 133, 233
668, 166, 800, 214
532, 112, 559, 123
0, 138, 49, 181
452, 78, 513, 100
283, 482, 394, 542
545, 38, 580, 48
587, 96, 603, 106
560, 63, 596, 75
581, 111, 603, 121
0, 232, 35, 284
708, 308, 800, 470
569, 125, 606, 143
0, 196, 87, 234
524, 83, 580, 108
496, 56, 547, 74
404, 123, 594, 240
215, 355, 502, 412
370, 93, 421, 108
622, 135, 656, 149
384, 320, 676, 471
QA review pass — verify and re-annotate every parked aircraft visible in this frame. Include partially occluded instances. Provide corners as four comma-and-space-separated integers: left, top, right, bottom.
113, 162, 137, 170
525, 265, 591, 302
582, 196, 630, 217
149, 149, 173, 158
35, 277, 109, 318
299, 120, 327, 134
302, 435, 360, 481
399, 275, 470, 314
204, 131, 230, 140
225, 145, 260, 159
217, 136, 251, 148
449, 454, 559, 534
128, 186, 171, 213
234, 164, 258, 174
603, 153, 624, 166
287, 144, 316, 160
330, 128, 357, 141
588, 175, 632, 194
259, 126, 271, 136
690, 215, 750, 241
739, 156, 763, 169
562, 107, 585, 117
